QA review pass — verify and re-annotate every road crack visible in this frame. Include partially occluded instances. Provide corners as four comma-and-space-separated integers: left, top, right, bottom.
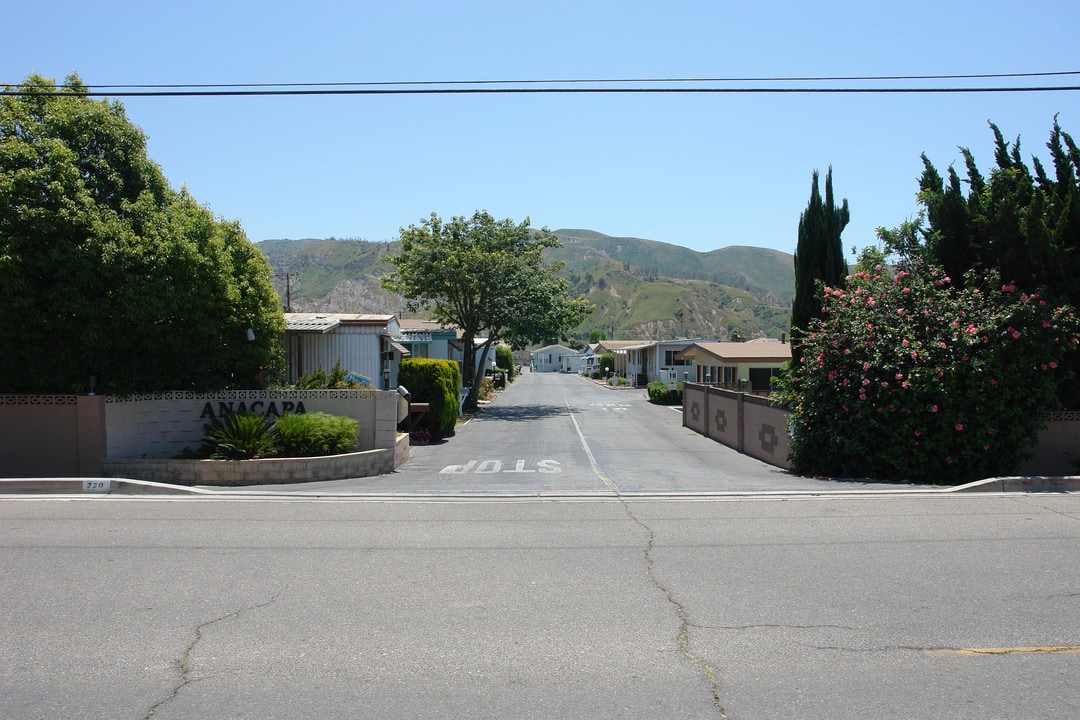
619, 500, 729, 719
144, 589, 285, 719
567, 399, 728, 717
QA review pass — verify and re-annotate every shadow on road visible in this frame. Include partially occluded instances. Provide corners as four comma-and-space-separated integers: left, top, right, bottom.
471, 403, 567, 422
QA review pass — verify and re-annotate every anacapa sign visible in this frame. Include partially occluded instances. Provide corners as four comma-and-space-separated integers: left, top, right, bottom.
199, 400, 306, 419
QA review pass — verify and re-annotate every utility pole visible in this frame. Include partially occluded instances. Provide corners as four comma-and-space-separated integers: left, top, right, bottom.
274, 272, 298, 312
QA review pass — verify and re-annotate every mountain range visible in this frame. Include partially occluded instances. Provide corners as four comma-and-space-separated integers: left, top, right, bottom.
258, 230, 795, 343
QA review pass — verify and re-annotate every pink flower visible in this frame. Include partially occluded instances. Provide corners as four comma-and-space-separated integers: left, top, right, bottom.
902, 339, 910, 347
955, 424, 964, 431
1051, 361, 1059, 369
931, 405, 939, 413
863, 362, 871, 371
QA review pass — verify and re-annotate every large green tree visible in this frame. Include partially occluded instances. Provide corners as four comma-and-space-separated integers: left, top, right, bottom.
0, 73, 284, 393
912, 118, 1080, 307
383, 210, 591, 408
791, 167, 849, 365
883, 118, 1080, 406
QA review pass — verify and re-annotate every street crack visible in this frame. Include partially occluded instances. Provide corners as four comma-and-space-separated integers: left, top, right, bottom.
144, 588, 285, 719
618, 499, 729, 719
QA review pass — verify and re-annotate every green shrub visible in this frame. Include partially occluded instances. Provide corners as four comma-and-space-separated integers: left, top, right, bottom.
274, 412, 359, 456
201, 411, 279, 459
598, 353, 615, 376
774, 263, 1080, 483
291, 359, 370, 389
398, 358, 461, 437
647, 381, 683, 405
495, 345, 515, 383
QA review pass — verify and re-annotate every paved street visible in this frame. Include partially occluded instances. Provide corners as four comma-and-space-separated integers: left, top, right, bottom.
230, 370, 904, 496
1, 494, 1078, 719
3, 372, 1078, 719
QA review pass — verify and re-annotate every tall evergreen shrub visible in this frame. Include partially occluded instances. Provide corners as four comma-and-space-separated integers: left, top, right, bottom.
398, 358, 461, 437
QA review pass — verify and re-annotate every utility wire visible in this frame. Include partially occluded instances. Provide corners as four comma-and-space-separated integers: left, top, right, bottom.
23, 69, 1080, 89
4, 86, 1078, 97
4, 70, 1079, 97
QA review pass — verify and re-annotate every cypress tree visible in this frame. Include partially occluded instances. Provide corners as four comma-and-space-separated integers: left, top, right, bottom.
791, 167, 850, 365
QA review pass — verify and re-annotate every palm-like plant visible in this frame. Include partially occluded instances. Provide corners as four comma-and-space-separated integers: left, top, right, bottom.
201, 412, 279, 459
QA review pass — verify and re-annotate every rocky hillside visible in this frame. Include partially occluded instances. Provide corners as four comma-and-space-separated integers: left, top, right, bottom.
258, 230, 794, 342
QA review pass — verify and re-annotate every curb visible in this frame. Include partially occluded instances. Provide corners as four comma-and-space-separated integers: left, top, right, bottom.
953, 476, 1080, 493
0, 477, 210, 496
2, 476, 1079, 498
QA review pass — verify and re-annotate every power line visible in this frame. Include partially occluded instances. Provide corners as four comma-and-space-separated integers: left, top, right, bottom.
22, 69, 1080, 89
3, 70, 1079, 97
4, 86, 1080, 98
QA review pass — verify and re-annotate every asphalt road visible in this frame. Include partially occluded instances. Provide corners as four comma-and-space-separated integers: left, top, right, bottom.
1, 494, 1078, 719
229, 370, 904, 496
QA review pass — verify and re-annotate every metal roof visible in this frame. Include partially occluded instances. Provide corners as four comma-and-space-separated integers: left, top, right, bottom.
675, 341, 792, 364
284, 313, 396, 332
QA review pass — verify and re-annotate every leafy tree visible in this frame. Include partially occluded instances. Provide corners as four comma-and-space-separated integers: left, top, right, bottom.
383, 211, 591, 408
589, 329, 605, 344
912, 118, 1080, 307
791, 167, 849, 365
888, 118, 1080, 406
774, 258, 1080, 483
0, 73, 284, 393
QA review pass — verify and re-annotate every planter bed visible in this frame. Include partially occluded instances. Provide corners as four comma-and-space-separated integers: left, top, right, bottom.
103, 434, 410, 486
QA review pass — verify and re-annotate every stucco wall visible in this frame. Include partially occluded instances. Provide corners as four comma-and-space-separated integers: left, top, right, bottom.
0, 394, 105, 477
105, 389, 388, 459
1, 390, 407, 477
684, 384, 1078, 475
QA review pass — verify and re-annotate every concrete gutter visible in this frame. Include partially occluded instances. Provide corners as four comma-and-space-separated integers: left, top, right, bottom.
2, 475, 1079, 498
0, 477, 212, 496
953, 476, 1080, 493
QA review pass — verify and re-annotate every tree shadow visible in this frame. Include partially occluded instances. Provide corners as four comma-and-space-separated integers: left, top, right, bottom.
472, 404, 568, 422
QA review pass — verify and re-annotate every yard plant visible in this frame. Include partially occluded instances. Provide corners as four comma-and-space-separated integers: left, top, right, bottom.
200, 411, 359, 459
775, 262, 1080, 483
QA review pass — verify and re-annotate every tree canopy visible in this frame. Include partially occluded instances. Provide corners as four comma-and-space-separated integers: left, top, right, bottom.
791, 167, 849, 364
907, 118, 1080, 308
383, 210, 591, 407
0, 73, 284, 393
880, 118, 1080, 405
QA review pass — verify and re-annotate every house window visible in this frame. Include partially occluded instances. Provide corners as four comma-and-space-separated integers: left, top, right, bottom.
664, 350, 687, 366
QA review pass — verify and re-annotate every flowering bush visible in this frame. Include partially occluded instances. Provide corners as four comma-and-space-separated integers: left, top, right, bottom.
774, 264, 1080, 483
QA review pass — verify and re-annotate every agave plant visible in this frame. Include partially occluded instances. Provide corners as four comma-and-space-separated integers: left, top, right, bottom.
201, 411, 279, 460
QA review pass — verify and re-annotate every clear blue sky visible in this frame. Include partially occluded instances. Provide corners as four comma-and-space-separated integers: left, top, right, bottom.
5, 1, 1078, 256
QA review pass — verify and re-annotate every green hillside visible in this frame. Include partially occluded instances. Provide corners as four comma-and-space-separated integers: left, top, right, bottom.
257, 230, 795, 342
